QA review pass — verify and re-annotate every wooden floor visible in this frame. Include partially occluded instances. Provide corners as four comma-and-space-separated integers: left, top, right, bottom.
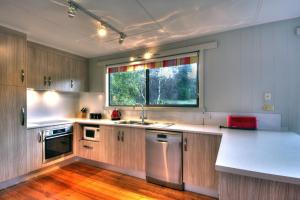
0, 162, 217, 200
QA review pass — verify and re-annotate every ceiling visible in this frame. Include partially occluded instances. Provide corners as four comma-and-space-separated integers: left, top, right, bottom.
0, 0, 299, 58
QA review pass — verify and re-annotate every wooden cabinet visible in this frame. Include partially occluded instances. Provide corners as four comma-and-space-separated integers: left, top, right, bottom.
0, 27, 26, 87
183, 133, 221, 193
27, 43, 48, 89
101, 126, 145, 171
118, 127, 145, 171
26, 128, 43, 173
69, 58, 88, 92
0, 85, 27, 182
76, 125, 145, 172
27, 41, 88, 92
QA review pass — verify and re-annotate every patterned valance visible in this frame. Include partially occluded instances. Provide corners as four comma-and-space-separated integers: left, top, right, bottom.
108, 53, 198, 74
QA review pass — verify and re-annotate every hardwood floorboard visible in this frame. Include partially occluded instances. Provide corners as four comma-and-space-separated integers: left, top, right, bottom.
0, 162, 217, 200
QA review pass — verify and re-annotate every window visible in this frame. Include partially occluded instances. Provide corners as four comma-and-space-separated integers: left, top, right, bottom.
108, 52, 199, 107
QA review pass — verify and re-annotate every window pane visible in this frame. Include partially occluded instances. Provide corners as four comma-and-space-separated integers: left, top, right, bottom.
149, 64, 198, 106
109, 70, 146, 106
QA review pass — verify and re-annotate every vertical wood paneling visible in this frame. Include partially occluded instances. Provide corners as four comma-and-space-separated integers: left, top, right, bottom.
219, 172, 300, 200
183, 133, 221, 191
26, 128, 43, 172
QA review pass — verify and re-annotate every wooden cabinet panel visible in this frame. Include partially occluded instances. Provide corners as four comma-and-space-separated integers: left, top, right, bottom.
78, 140, 102, 161
26, 128, 43, 173
0, 29, 26, 87
101, 126, 118, 165
0, 85, 27, 182
183, 133, 221, 191
27, 44, 48, 89
69, 58, 88, 92
47, 51, 70, 91
119, 128, 145, 171
27, 42, 87, 92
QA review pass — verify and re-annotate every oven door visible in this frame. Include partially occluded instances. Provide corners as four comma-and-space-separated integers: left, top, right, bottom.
44, 133, 73, 162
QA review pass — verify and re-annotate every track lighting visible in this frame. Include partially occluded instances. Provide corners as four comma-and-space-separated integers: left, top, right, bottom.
119, 33, 126, 44
67, 0, 126, 44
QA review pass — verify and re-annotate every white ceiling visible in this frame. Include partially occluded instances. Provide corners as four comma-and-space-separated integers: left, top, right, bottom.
0, 0, 299, 58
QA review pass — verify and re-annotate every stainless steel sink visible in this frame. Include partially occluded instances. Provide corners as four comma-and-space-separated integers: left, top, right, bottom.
117, 120, 154, 125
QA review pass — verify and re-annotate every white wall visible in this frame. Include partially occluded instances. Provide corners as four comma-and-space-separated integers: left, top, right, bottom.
27, 90, 79, 121
88, 17, 300, 131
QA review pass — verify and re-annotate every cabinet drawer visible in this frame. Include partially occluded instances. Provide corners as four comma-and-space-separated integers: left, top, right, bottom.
78, 140, 101, 161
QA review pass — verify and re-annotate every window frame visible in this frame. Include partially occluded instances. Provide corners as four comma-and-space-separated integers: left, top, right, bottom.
108, 52, 200, 108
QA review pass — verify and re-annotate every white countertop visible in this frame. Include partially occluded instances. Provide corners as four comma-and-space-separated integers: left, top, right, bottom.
27, 118, 223, 135
27, 118, 300, 185
216, 129, 300, 185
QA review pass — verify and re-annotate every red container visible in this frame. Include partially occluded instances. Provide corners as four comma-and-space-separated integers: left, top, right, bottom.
227, 115, 257, 130
111, 108, 121, 120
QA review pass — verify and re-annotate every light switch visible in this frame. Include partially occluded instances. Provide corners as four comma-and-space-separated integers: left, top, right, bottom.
264, 92, 272, 101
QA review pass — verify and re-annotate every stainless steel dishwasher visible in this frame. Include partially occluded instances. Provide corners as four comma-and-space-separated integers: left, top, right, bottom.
146, 130, 183, 190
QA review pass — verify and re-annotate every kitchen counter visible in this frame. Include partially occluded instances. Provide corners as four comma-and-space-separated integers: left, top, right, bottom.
216, 129, 300, 185
27, 118, 300, 186
27, 118, 223, 136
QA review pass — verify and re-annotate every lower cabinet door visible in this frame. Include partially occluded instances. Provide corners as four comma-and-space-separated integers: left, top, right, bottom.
119, 128, 145, 172
26, 128, 43, 172
183, 133, 221, 191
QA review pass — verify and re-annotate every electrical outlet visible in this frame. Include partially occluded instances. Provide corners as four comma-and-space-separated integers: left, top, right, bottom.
263, 104, 274, 112
264, 92, 272, 101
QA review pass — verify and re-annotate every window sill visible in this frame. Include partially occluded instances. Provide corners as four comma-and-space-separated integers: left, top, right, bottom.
104, 106, 205, 112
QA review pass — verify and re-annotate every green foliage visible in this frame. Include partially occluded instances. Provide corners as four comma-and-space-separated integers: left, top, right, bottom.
109, 64, 198, 107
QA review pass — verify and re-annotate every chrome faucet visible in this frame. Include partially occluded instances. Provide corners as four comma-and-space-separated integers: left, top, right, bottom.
135, 103, 147, 124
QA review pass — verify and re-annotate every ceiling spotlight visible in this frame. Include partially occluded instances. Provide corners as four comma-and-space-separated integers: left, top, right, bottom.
97, 25, 107, 37
67, 1, 77, 18
143, 52, 153, 59
130, 57, 135, 62
119, 33, 126, 44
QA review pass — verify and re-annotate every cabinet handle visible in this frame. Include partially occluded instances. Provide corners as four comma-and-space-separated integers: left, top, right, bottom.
20, 107, 25, 126
48, 76, 52, 87
44, 76, 47, 86
21, 69, 25, 83
38, 131, 43, 143
184, 138, 187, 151
71, 80, 74, 88
83, 145, 93, 149
121, 131, 124, 142
117, 131, 120, 141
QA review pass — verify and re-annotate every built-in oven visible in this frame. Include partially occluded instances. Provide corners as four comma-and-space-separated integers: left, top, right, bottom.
42, 124, 73, 163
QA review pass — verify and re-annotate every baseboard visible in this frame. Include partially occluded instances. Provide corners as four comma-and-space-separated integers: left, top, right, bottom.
77, 157, 146, 179
0, 157, 77, 190
184, 184, 219, 198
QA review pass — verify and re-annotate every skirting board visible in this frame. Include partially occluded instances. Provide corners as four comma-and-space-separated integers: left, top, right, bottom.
185, 184, 219, 198
0, 157, 76, 190
76, 157, 146, 179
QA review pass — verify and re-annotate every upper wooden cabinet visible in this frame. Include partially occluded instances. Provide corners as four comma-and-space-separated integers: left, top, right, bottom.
0, 27, 26, 87
27, 42, 88, 92
68, 57, 88, 92
183, 132, 221, 196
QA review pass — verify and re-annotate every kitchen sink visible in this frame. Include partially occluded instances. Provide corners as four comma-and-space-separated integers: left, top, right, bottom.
117, 120, 154, 125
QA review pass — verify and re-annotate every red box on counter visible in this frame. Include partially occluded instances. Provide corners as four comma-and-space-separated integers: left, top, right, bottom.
227, 115, 257, 130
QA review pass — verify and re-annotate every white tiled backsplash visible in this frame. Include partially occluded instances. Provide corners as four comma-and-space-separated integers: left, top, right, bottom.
79, 93, 282, 131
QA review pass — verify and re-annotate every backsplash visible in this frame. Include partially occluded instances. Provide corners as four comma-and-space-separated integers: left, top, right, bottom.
78, 93, 282, 131
27, 90, 79, 122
